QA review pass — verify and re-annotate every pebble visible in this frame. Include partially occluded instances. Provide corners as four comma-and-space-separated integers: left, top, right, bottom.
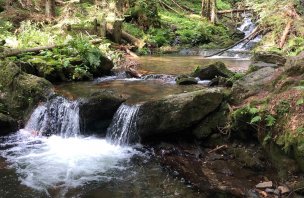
265, 188, 275, 193
256, 181, 273, 189
274, 189, 280, 195
278, 185, 290, 194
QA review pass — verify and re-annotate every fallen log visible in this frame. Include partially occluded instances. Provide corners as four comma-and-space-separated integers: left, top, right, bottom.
169, 0, 189, 13
204, 27, 261, 58
106, 24, 145, 48
279, 20, 293, 48
158, 0, 180, 14
217, 8, 252, 15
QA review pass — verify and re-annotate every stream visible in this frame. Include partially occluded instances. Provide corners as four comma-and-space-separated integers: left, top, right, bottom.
0, 54, 251, 198
0, 16, 259, 198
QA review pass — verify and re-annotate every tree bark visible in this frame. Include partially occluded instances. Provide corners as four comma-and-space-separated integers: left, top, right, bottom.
210, 0, 217, 24
45, 0, 56, 18
279, 20, 293, 48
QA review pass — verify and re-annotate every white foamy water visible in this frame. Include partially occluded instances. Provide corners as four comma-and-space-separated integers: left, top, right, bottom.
107, 104, 141, 145
0, 130, 138, 193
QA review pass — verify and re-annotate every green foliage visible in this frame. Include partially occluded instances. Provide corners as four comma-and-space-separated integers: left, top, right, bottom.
217, 0, 232, 10
128, 0, 160, 29
250, 115, 262, 124
275, 100, 290, 116
17, 21, 56, 49
158, 10, 231, 46
0, 20, 13, 40
265, 115, 276, 127
68, 36, 102, 68
123, 22, 145, 38
287, 37, 304, 56
147, 27, 172, 47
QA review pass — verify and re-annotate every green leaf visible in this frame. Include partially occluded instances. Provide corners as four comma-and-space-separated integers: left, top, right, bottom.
265, 115, 276, 126
249, 107, 259, 115
250, 116, 262, 124
294, 86, 304, 90
296, 98, 304, 106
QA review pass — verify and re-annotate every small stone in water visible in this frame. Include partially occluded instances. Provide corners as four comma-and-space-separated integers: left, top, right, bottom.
256, 181, 273, 189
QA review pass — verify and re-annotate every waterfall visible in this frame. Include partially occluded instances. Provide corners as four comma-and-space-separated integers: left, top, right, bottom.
25, 96, 80, 137
231, 13, 262, 51
106, 103, 141, 145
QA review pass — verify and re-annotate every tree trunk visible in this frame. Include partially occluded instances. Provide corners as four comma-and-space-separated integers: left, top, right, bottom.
210, 0, 217, 24
279, 20, 293, 48
45, 0, 56, 18
202, 0, 217, 22
113, 0, 123, 43
202, 0, 211, 18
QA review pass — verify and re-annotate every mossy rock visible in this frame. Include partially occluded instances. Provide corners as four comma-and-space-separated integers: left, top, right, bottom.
26, 56, 67, 82
79, 90, 126, 134
192, 61, 234, 80
175, 75, 198, 85
136, 88, 224, 141
252, 51, 286, 66
192, 103, 229, 140
231, 67, 275, 102
0, 62, 53, 120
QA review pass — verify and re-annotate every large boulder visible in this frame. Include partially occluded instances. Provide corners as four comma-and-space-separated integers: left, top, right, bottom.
252, 51, 286, 66
79, 90, 126, 134
0, 62, 53, 120
231, 67, 276, 102
192, 103, 229, 140
136, 88, 224, 140
192, 62, 234, 80
0, 113, 18, 136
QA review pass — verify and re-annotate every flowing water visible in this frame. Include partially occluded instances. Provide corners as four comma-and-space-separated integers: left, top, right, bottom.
0, 98, 201, 197
107, 104, 141, 145
231, 13, 262, 51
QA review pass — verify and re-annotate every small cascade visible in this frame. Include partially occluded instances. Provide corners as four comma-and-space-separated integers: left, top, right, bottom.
25, 96, 80, 137
107, 103, 141, 145
231, 13, 262, 51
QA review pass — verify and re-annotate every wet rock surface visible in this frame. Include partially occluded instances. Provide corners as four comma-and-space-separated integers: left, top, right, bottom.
154, 142, 275, 197
192, 61, 234, 80
0, 113, 18, 136
252, 52, 286, 66
79, 90, 126, 135
231, 67, 276, 101
137, 88, 224, 141
175, 75, 198, 85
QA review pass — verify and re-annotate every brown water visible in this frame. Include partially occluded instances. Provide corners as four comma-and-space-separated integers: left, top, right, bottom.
56, 79, 205, 104
137, 55, 251, 75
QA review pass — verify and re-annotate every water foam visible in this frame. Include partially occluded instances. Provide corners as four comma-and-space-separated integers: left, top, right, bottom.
107, 104, 141, 145
0, 130, 137, 193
